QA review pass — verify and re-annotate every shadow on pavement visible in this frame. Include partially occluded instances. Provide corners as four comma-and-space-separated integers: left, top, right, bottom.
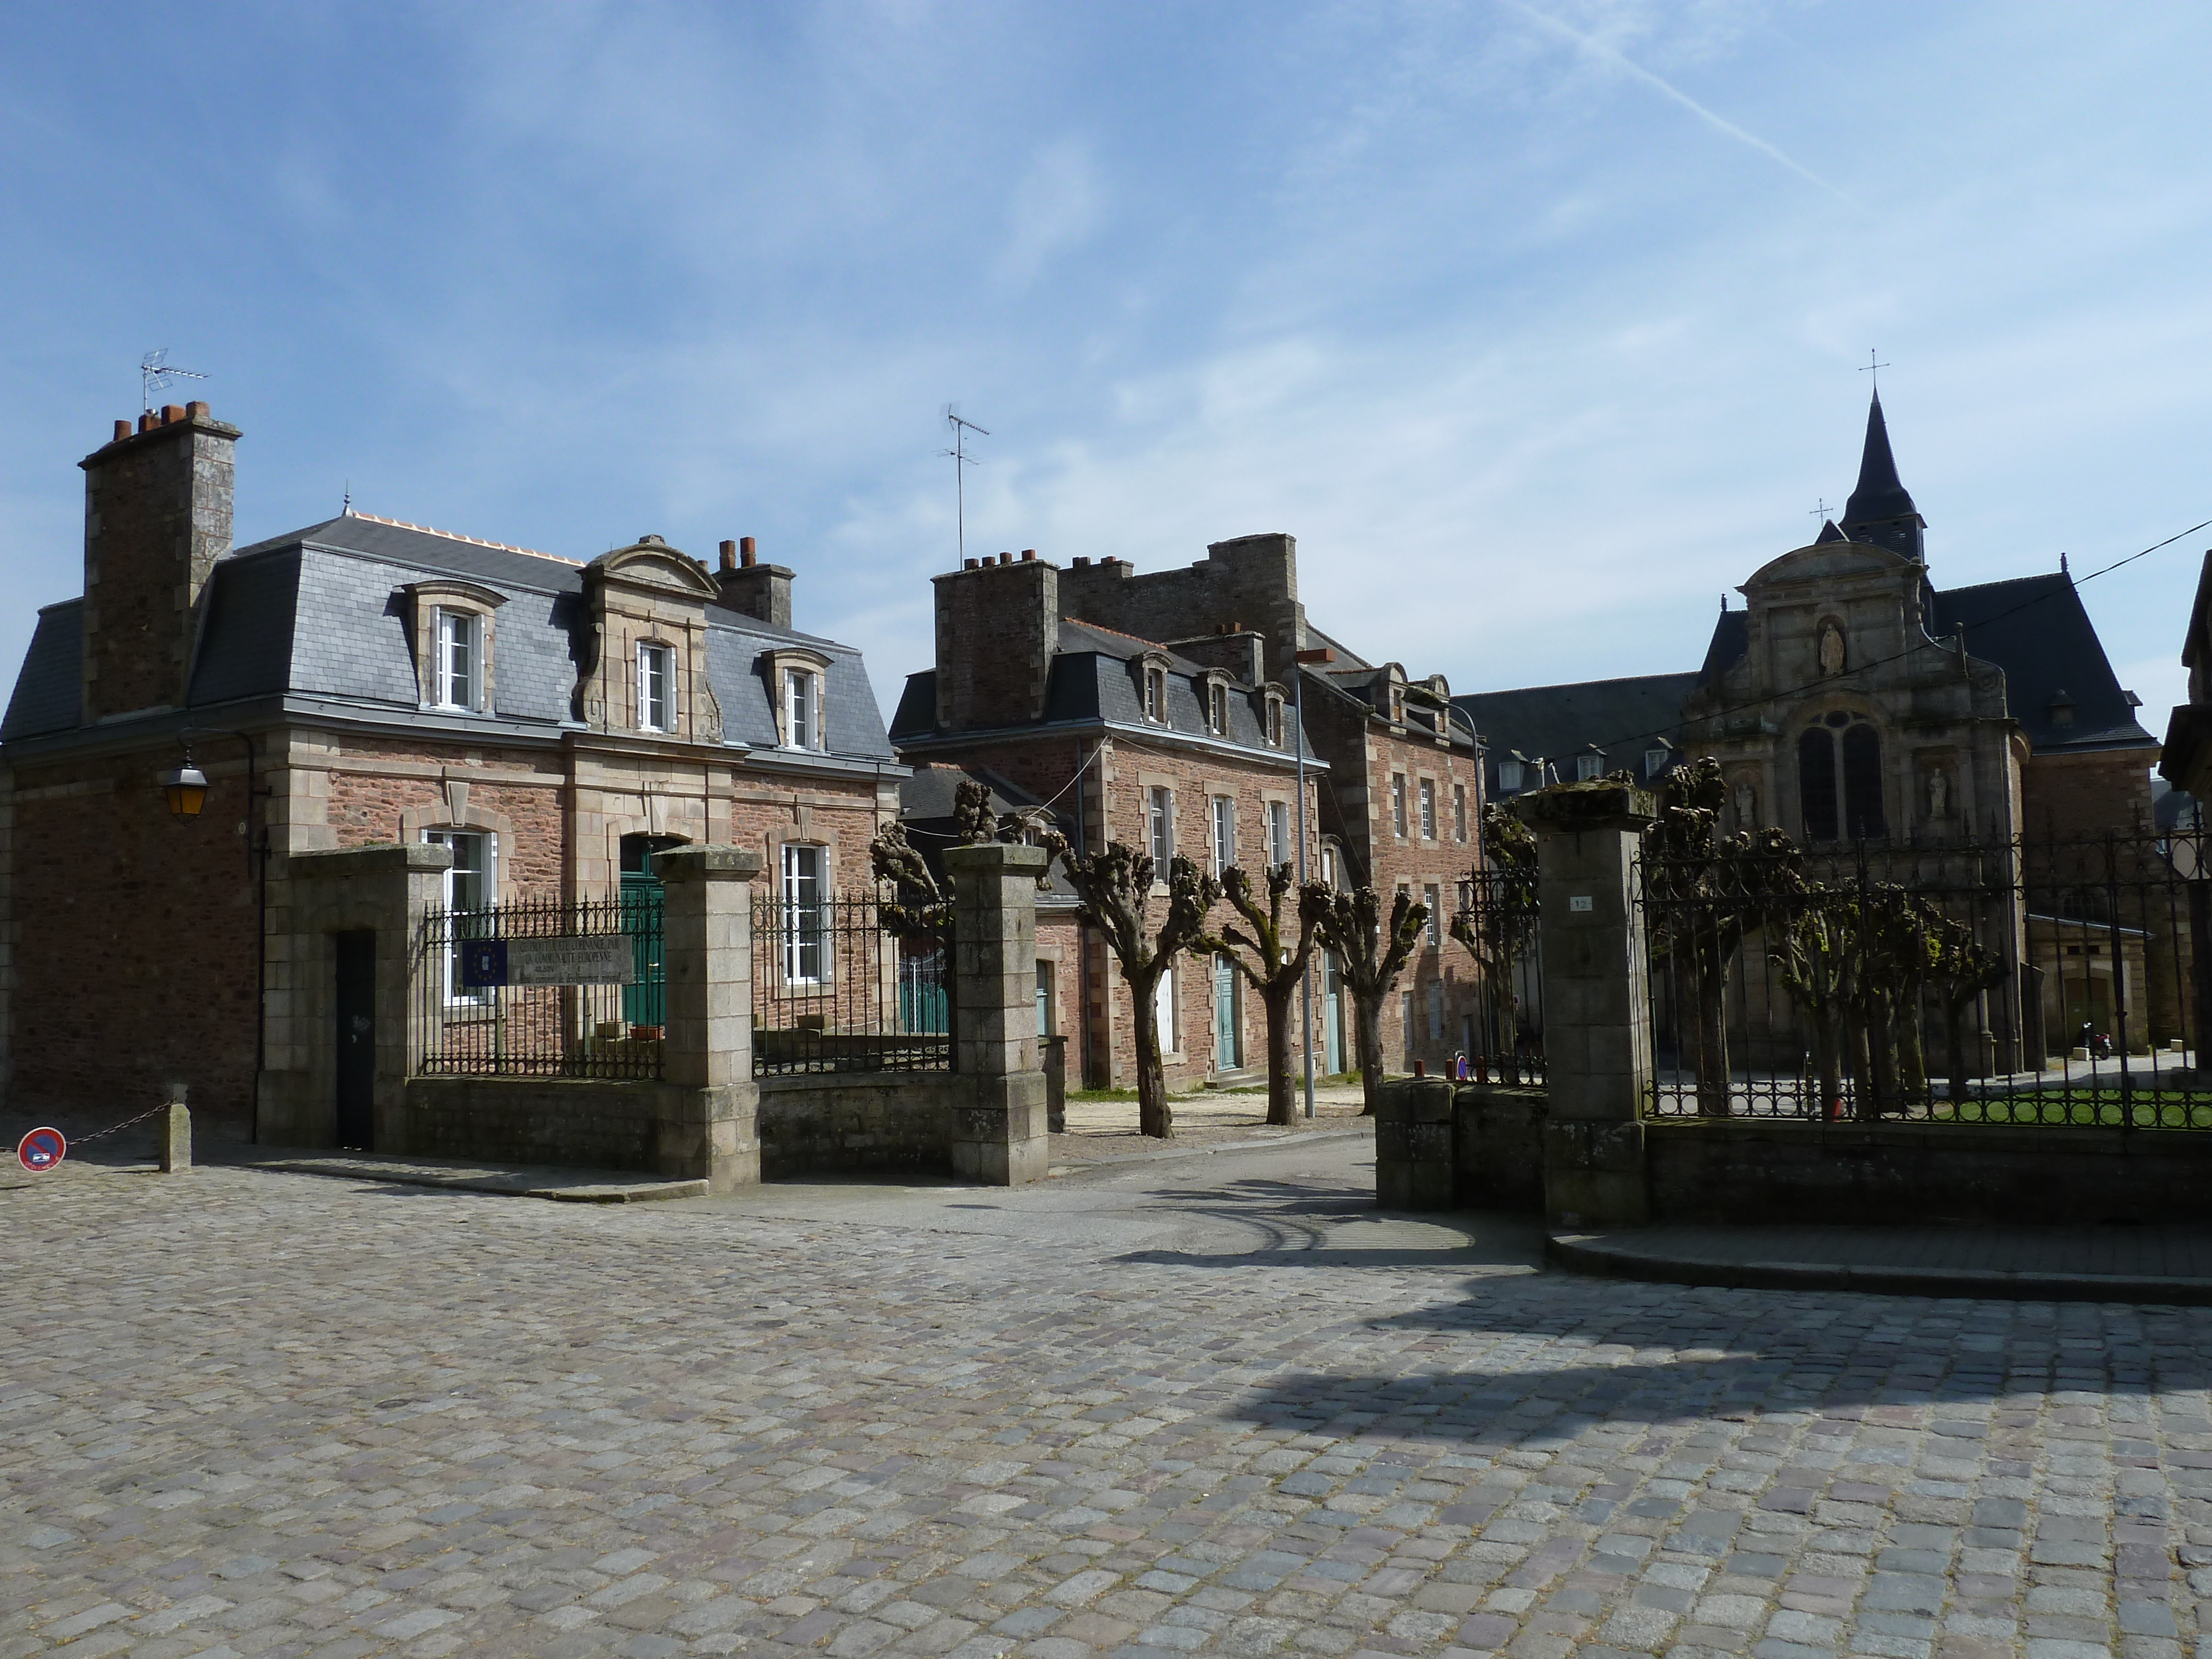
1110, 1175, 1545, 1272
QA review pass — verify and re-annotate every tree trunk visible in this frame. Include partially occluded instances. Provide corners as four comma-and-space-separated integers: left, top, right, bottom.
1694, 953, 1731, 1118
1946, 993, 1973, 1113
1812, 1005, 1845, 1119
1261, 979, 1298, 1127
1355, 993, 1387, 1115
1898, 988, 1928, 1110
1848, 1013, 1876, 1123
1130, 963, 1173, 1138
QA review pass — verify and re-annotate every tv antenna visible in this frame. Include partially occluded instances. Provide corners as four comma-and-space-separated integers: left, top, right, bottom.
140, 348, 207, 413
940, 405, 989, 562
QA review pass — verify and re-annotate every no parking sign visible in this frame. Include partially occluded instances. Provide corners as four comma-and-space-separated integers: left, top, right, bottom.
16, 1126, 65, 1172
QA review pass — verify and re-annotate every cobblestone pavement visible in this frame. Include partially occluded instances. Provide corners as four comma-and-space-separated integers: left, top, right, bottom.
2, 1139, 2201, 1659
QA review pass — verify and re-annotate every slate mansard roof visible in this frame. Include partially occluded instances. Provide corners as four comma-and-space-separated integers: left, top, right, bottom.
2, 513, 895, 761
1454, 674, 1700, 786
890, 615, 1320, 764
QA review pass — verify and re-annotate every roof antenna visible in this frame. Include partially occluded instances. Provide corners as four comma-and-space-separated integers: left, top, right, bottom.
139, 348, 207, 413
940, 404, 989, 565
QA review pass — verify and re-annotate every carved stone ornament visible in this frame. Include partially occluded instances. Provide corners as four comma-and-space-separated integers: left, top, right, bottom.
1928, 769, 1949, 819
1817, 620, 1846, 678
1732, 781, 1757, 828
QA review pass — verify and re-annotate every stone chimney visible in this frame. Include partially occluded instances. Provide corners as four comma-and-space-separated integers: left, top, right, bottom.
714, 535, 794, 628
933, 552, 1059, 732
79, 400, 239, 722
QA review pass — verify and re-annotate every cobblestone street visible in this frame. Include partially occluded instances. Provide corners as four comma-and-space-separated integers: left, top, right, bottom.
2, 1136, 2199, 1659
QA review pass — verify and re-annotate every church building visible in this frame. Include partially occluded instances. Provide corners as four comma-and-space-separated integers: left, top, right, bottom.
1459, 392, 2158, 848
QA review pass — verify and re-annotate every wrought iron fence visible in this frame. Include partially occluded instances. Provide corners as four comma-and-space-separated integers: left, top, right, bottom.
1640, 828, 2211, 1126
752, 889, 952, 1074
1453, 867, 1545, 1084
416, 892, 665, 1079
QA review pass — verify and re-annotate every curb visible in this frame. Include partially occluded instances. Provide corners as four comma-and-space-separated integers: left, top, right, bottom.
1546, 1233, 2212, 1305
1052, 1125, 1374, 1175
239, 1155, 707, 1205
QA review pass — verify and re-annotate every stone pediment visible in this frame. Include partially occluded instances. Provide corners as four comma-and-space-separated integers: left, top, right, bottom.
587, 540, 720, 598
1743, 540, 1916, 590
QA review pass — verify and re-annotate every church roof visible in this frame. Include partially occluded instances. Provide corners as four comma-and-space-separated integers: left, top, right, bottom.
1841, 393, 1922, 530
1453, 672, 1701, 786
1930, 572, 2154, 753
1814, 518, 1848, 544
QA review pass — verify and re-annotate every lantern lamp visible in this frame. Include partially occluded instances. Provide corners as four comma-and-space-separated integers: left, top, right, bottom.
161, 764, 211, 818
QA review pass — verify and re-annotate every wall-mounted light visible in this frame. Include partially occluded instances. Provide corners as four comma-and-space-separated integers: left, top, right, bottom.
161, 763, 210, 818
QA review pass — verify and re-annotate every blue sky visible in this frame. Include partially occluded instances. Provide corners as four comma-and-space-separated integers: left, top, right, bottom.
3, 2, 2209, 738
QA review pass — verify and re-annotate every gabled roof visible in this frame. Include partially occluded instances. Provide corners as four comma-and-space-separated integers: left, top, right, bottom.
1931, 572, 2153, 753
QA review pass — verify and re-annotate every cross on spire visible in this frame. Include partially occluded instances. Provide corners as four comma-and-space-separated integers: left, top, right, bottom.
1808, 498, 1832, 521
1859, 348, 1890, 393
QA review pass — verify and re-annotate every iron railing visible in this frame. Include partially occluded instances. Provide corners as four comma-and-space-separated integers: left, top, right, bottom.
416, 893, 665, 1079
1640, 828, 2210, 1126
1453, 867, 1545, 1084
752, 890, 952, 1075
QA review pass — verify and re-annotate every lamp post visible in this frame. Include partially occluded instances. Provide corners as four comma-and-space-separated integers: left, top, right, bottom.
1291, 646, 1335, 1118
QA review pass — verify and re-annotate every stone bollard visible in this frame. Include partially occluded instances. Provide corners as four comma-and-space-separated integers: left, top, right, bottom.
1374, 1076, 1455, 1211
160, 1083, 192, 1173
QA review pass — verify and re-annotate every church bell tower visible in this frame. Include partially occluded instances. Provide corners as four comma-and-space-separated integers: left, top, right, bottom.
1838, 392, 1927, 562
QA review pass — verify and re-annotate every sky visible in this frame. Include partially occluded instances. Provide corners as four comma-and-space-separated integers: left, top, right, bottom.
3, 1, 2209, 740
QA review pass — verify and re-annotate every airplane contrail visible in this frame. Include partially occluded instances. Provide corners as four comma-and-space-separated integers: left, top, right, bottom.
1499, 0, 1856, 206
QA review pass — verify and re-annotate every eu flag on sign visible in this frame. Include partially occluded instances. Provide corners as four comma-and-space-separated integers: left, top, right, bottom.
460, 941, 509, 988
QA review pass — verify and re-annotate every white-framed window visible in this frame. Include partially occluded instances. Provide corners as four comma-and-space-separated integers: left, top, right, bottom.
1148, 786, 1174, 869
1321, 846, 1338, 889
1576, 753, 1603, 782
1499, 760, 1525, 792
426, 828, 494, 1003
781, 843, 826, 983
1269, 800, 1291, 867
433, 608, 480, 711
1154, 963, 1177, 1056
1391, 774, 1408, 838
1207, 681, 1229, 736
638, 641, 675, 732
1424, 883, 1442, 948
1144, 666, 1168, 723
1453, 782, 1468, 842
1265, 695, 1285, 748
1646, 748, 1670, 779
1418, 778, 1437, 839
1211, 796, 1235, 876
784, 666, 821, 750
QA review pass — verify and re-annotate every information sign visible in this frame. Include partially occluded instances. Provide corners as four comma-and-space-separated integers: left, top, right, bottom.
459, 936, 635, 988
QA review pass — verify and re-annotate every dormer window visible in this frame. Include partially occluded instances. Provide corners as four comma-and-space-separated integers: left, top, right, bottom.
1499, 760, 1525, 792
638, 642, 675, 732
1576, 753, 1603, 782
1143, 664, 1168, 723
1207, 679, 1230, 736
435, 608, 481, 711
785, 666, 821, 749
1265, 693, 1285, 748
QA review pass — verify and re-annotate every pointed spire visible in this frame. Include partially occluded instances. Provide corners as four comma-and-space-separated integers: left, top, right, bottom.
1814, 518, 1847, 544
1838, 390, 1926, 560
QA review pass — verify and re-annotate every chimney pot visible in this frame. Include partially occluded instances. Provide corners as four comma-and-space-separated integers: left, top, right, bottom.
112, 419, 131, 442
1020, 548, 1036, 561
161, 405, 185, 425
185, 400, 208, 419
998, 551, 1011, 565
740, 535, 757, 567
137, 412, 155, 434
719, 539, 738, 572
1073, 556, 1090, 568
964, 557, 980, 570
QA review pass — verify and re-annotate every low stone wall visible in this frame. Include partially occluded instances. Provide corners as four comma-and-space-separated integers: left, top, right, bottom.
404, 1077, 661, 1172
757, 1073, 961, 1180
1646, 1119, 2212, 1227
1458, 1085, 1548, 1212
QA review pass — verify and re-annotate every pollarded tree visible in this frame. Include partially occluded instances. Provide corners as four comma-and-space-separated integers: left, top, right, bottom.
1036, 832, 1221, 1138
870, 779, 1009, 1047
1193, 863, 1332, 1127
1312, 884, 1428, 1116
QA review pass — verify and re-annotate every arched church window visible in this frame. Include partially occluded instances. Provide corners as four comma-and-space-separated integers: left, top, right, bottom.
1798, 713, 1887, 842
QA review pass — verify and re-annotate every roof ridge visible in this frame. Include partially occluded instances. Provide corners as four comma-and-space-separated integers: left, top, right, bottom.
346, 510, 581, 567
1058, 615, 1169, 651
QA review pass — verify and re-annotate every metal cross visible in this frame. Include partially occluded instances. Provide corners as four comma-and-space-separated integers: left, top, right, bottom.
1859, 349, 1889, 392
1808, 498, 1832, 521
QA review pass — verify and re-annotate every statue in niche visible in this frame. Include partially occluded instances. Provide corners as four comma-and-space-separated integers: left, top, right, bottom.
1733, 780, 1757, 830
1817, 620, 1847, 677
1927, 769, 1949, 820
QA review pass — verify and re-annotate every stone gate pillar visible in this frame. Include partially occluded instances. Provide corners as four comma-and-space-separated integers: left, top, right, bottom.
945, 842, 1051, 1185
1515, 780, 1658, 1228
656, 846, 763, 1192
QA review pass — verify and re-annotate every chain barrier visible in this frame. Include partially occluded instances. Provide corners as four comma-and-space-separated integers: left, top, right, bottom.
74, 1102, 175, 1144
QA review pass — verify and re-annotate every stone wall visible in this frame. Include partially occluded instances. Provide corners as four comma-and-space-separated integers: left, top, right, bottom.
404, 1076, 660, 1171
757, 1073, 960, 1178
2023, 747, 2158, 843
1645, 1119, 2212, 1227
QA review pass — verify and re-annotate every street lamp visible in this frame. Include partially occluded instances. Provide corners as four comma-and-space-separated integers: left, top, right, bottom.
161, 761, 211, 818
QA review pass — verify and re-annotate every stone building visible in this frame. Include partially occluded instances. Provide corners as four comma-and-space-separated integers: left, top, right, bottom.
0, 402, 899, 1138
891, 535, 1483, 1087
1458, 392, 2158, 847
